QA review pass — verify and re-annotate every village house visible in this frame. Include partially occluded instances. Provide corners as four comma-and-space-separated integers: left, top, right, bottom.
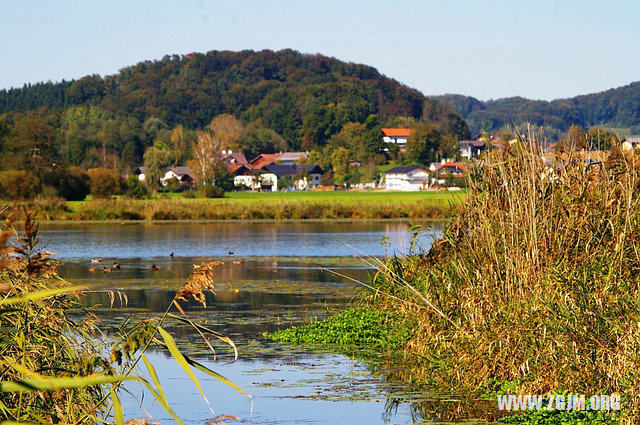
384, 165, 430, 191
381, 128, 412, 148
133, 166, 147, 181
259, 164, 323, 192
249, 153, 282, 169
460, 139, 487, 159
429, 160, 467, 177
220, 151, 248, 165
229, 164, 257, 190
160, 166, 196, 187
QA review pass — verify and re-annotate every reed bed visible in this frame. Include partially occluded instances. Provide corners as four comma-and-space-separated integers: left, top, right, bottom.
369, 139, 640, 421
1, 197, 457, 221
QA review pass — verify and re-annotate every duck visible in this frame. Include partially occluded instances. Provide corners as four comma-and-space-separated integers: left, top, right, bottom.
232, 259, 245, 265
150, 263, 159, 271
90, 258, 102, 263
228, 251, 234, 255
88, 267, 97, 273
112, 263, 121, 269
170, 252, 174, 257
101, 267, 112, 273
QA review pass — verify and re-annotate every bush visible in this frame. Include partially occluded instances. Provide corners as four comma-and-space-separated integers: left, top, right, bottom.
0, 170, 41, 199
123, 175, 149, 199
201, 184, 225, 198
48, 166, 90, 201
87, 168, 122, 198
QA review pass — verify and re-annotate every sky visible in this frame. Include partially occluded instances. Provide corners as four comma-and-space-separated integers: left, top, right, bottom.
1, 0, 639, 101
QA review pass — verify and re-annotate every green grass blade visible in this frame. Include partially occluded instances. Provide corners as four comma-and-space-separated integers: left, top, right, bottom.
110, 388, 124, 425
0, 374, 127, 392
167, 312, 238, 359
136, 377, 185, 425
141, 353, 167, 402
0, 285, 88, 305
157, 326, 214, 414
187, 356, 251, 398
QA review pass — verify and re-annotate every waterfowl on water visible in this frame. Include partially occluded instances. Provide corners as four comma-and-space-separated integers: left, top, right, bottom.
90, 258, 102, 263
228, 251, 234, 255
170, 252, 174, 257
88, 267, 97, 273
101, 267, 112, 273
232, 259, 245, 265
113, 263, 121, 269
150, 263, 159, 271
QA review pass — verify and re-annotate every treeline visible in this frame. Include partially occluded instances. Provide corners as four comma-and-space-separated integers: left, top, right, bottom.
0, 49, 469, 148
435, 81, 640, 138
0, 49, 471, 200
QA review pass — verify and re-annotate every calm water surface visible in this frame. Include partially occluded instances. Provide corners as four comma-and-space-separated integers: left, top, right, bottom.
45, 222, 446, 424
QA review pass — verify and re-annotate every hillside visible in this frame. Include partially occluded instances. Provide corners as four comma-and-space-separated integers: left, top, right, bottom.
0, 49, 469, 152
435, 81, 640, 137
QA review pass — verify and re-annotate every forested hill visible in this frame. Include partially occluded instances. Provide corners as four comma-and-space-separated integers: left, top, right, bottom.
435, 81, 640, 137
0, 49, 469, 150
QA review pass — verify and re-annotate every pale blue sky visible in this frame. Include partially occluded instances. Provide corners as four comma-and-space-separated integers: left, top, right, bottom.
1, 0, 639, 100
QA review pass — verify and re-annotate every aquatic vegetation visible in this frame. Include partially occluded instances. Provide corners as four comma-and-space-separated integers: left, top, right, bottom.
264, 307, 414, 349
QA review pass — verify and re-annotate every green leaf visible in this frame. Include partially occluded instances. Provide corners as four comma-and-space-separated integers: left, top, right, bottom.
0, 285, 88, 305
167, 312, 238, 360
141, 354, 167, 402
157, 326, 214, 413
0, 374, 126, 392
110, 388, 124, 425
137, 377, 185, 425
183, 354, 250, 398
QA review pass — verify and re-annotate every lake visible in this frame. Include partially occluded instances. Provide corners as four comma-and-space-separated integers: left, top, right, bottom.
41, 222, 445, 425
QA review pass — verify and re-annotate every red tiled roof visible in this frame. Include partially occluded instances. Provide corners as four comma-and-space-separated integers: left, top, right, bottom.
381, 128, 413, 137
249, 153, 282, 169
436, 161, 467, 172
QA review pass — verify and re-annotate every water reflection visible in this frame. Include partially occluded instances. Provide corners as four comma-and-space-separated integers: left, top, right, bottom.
50, 222, 455, 424
40, 222, 443, 258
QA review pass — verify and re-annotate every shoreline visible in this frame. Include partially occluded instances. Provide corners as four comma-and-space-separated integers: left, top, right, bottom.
36, 217, 451, 225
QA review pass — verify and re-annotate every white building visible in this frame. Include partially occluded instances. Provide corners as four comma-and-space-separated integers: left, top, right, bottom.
460, 139, 487, 159
260, 164, 323, 192
381, 128, 413, 148
384, 166, 430, 191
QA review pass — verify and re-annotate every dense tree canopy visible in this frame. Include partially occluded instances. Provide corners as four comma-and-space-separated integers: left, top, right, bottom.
436, 81, 640, 137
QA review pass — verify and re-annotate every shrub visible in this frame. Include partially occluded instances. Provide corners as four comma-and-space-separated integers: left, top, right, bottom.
201, 184, 225, 198
0, 170, 41, 199
87, 168, 122, 198
123, 175, 149, 199
46, 166, 90, 201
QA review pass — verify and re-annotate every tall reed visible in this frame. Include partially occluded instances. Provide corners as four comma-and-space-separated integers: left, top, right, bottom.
370, 138, 640, 420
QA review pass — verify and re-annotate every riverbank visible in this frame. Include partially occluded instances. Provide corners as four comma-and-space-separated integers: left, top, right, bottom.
3, 191, 465, 221
266, 142, 640, 423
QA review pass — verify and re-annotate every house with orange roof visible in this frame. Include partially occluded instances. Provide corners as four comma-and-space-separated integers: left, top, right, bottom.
429, 160, 467, 177
381, 128, 413, 148
249, 153, 282, 170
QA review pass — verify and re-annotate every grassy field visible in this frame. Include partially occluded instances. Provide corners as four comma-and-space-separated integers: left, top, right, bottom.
12, 190, 466, 221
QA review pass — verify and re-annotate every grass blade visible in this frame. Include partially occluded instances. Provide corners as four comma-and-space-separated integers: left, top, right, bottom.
136, 377, 185, 425
110, 388, 124, 425
157, 326, 214, 414
0, 374, 127, 392
141, 354, 167, 402
0, 285, 88, 305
